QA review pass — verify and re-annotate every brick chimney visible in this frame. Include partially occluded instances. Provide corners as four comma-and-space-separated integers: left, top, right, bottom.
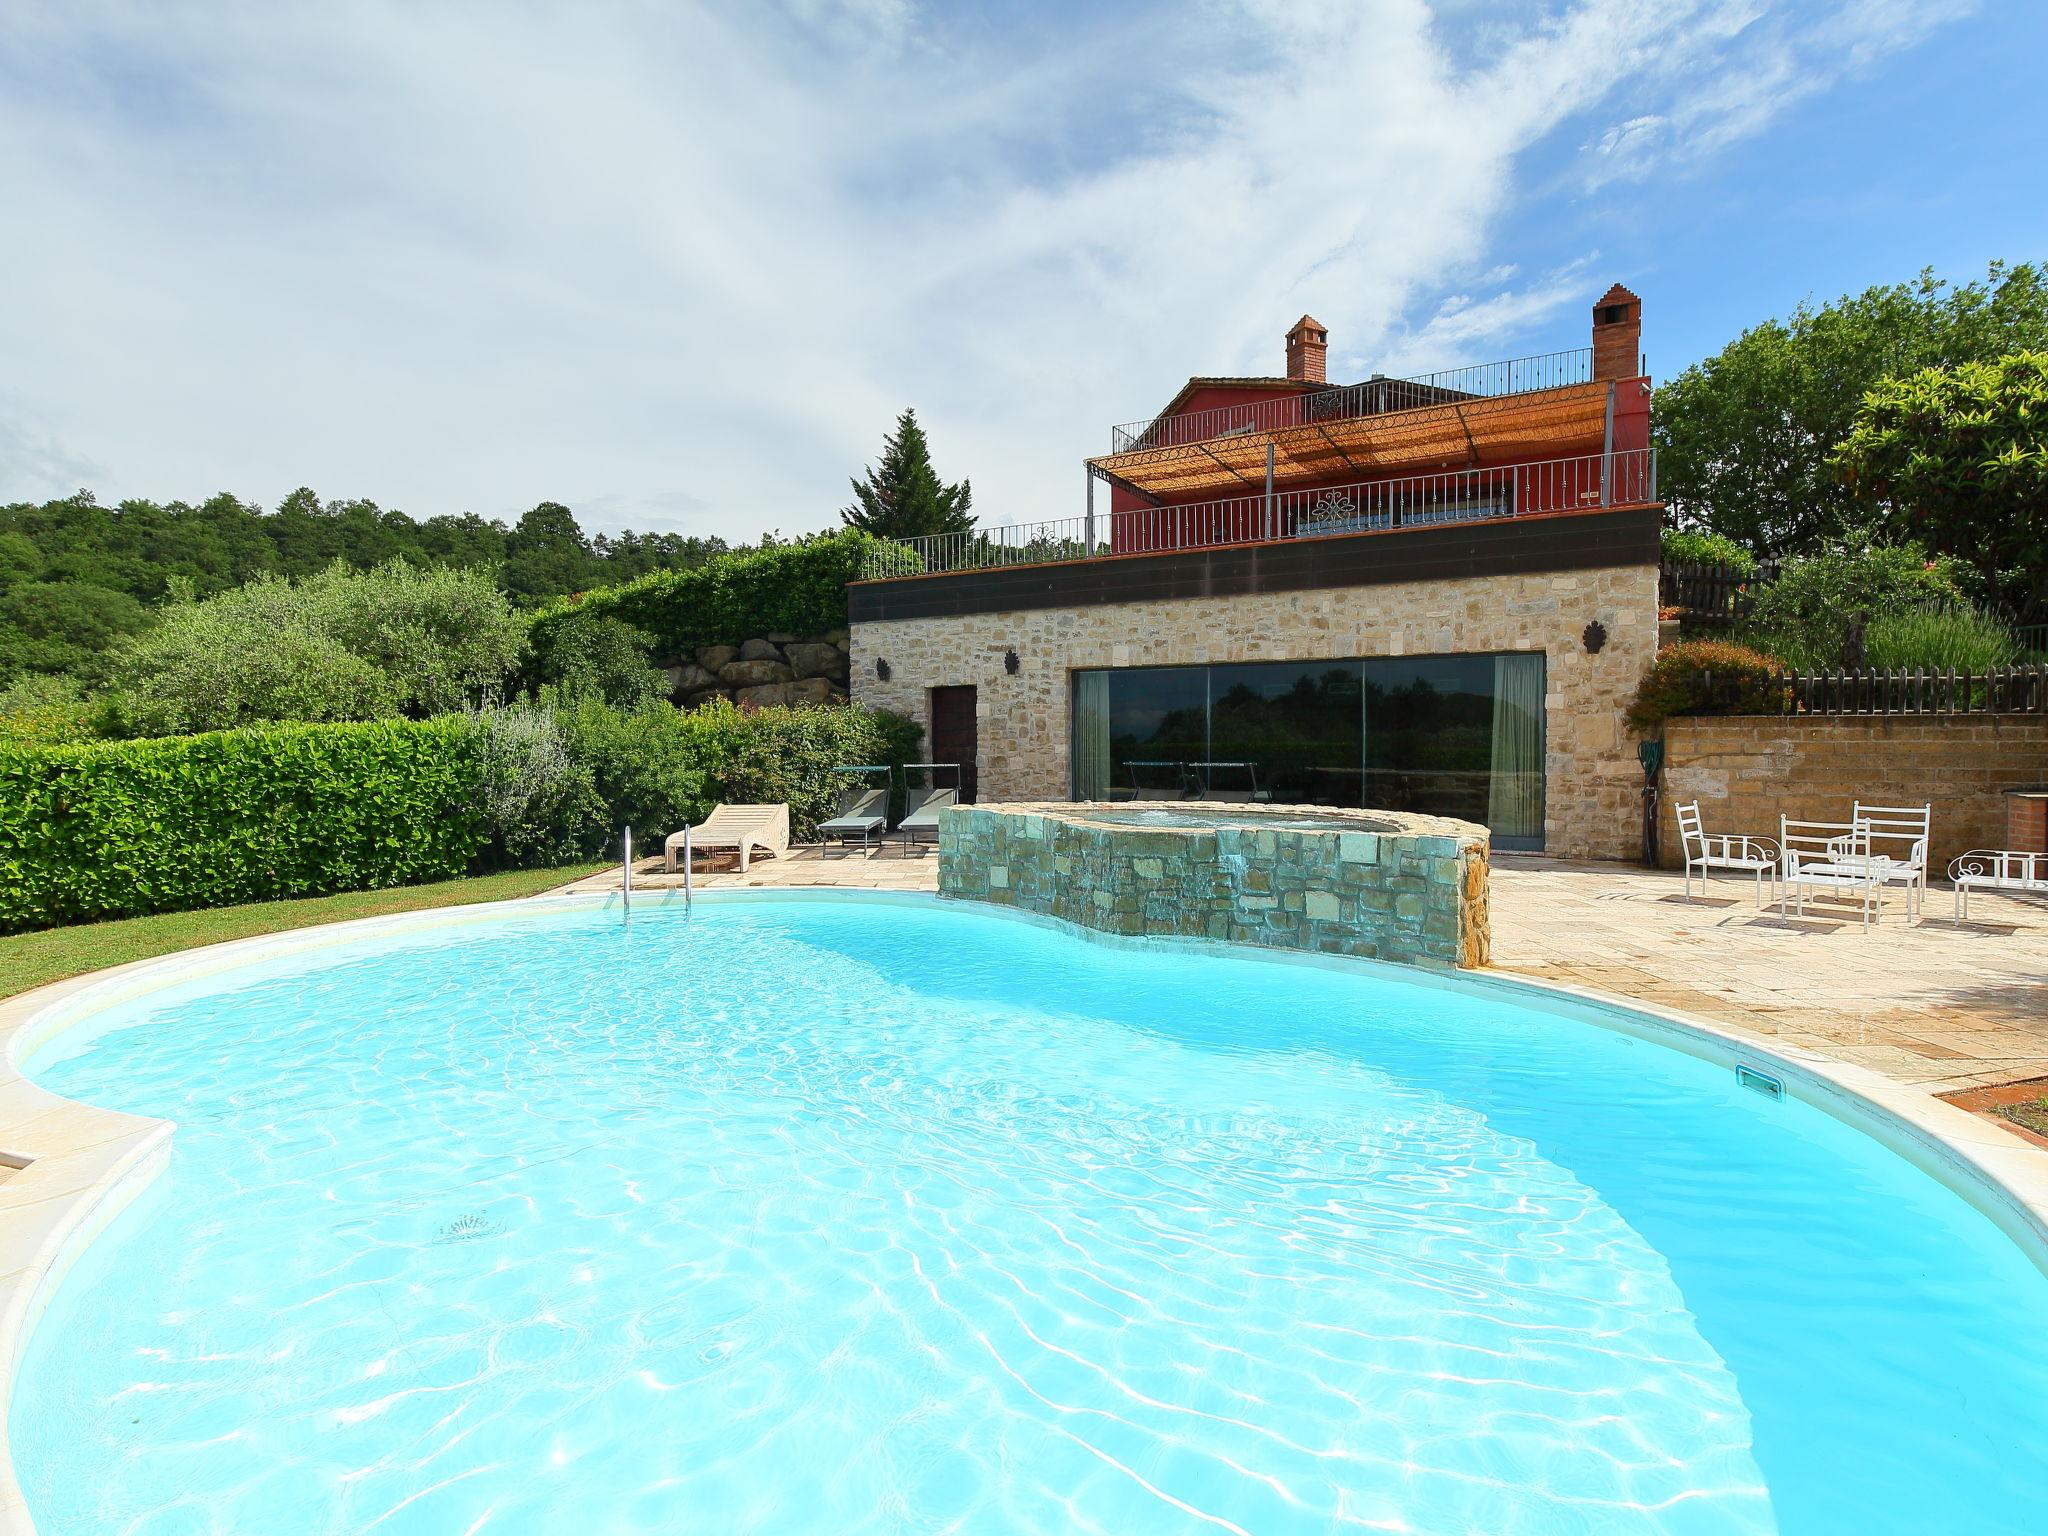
1592, 284, 1642, 381
1286, 315, 1329, 383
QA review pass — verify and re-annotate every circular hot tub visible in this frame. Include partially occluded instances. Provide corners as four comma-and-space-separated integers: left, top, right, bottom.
938, 800, 1489, 968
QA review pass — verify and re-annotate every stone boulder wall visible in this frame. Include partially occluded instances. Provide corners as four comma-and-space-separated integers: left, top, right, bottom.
656, 632, 854, 709
937, 802, 1490, 970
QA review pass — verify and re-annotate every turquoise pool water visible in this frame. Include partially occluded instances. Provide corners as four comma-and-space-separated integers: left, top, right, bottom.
15, 896, 2048, 1533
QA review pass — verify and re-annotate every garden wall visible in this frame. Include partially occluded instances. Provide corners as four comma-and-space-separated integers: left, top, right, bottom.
1660, 715, 2048, 872
658, 630, 850, 710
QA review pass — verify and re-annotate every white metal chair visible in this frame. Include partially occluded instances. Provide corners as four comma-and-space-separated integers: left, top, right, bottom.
1675, 800, 1778, 906
1847, 801, 1932, 918
1949, 850, 2048, 920
1779, 817, 1883, 928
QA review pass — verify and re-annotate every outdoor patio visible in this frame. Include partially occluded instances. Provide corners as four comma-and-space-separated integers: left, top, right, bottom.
555, 848, 2048, 1100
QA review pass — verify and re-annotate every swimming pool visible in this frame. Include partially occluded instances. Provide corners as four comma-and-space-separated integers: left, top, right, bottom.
13, 893, 2048, 1533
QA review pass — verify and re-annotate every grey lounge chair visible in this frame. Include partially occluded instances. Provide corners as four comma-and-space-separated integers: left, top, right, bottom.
819, 777, 889, 856
898, 769, 959, 854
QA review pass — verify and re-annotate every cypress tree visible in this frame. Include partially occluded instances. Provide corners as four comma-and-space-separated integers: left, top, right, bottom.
840, 409, 974, 539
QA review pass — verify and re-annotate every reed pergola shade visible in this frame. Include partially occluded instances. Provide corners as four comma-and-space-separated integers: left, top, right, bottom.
1088, 381, 1613, 502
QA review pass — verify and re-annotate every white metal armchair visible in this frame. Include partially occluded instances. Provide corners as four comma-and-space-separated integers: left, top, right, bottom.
1675, 800, 1778, 905
1847, 802, 1932, 918
1949, 850, 2048, 920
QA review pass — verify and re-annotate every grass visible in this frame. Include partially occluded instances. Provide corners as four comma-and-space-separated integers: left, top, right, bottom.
2000, 1095, 2048, 1140
0, 865, 607, 1003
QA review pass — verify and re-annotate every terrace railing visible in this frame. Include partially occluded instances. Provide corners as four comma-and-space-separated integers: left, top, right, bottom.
1107, 347, 1595, 454
1683, 664, 2048, 717
858, 447, 1656, 580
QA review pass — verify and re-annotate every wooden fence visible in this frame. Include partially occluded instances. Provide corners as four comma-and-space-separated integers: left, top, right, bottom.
1686, 664, 2048, 716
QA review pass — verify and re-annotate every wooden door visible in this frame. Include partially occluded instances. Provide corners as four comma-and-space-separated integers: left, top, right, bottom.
928, 686, 979, 804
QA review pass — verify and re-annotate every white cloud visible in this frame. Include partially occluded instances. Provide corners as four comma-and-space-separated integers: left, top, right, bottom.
0, 0, 1975, 538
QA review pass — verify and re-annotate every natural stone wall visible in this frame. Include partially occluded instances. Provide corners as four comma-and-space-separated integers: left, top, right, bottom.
852, 565, 1657, 860
1662, 714, 2048, 872
938, 802, 1490, 970
659, 629, 850, 710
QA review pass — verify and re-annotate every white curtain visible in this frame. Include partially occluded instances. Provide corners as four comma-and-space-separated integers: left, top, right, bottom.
1072, 671, 1111, 800
1488, 653, 1545, 840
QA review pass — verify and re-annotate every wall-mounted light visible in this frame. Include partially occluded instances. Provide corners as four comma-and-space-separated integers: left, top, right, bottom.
1582, 620, 1608, 654
1004, 648, 1020, 676
875, 658, 892, 682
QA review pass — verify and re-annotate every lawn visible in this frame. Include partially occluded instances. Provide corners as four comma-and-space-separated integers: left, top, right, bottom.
0, 866, 606, 1002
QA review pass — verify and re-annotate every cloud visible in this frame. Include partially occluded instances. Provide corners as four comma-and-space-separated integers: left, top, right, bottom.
0, 0, 1975, 538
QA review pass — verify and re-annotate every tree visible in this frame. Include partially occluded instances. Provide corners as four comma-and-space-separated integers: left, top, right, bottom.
840, 409, 974, 539
1832, 350, 2048, 611
502, 501, 594, 603
1654, 261, 2048, 556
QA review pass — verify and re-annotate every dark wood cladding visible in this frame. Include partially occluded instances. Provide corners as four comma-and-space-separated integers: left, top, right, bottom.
849, 505, 1661, 623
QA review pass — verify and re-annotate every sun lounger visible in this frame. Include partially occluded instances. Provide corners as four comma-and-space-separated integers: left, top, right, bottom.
665, 804, 789, 874
818, 772, 890, 856
898, 773, 958, 853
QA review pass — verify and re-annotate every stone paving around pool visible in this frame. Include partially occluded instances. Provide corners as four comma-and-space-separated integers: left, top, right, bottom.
552, 847, 2048, 1100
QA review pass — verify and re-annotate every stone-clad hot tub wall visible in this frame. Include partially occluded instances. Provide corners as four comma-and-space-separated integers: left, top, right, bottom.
937, 802, 1490, 969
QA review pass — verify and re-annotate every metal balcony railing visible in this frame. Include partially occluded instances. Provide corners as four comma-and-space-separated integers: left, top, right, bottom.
858, 447, 1656, 580
1107, 347, 1596, 453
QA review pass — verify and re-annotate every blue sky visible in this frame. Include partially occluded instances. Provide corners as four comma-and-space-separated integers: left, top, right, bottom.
0, 0, 2041, 541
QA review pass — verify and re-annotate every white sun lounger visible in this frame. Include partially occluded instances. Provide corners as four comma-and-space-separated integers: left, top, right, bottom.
665, 804, 789, 874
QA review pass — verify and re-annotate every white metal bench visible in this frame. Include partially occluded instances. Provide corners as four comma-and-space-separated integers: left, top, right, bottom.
1949, 850, 2048, 920
1675, 800, 1778, 905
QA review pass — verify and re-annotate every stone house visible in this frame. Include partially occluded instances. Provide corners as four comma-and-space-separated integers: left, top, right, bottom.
849, 286, 1660, 860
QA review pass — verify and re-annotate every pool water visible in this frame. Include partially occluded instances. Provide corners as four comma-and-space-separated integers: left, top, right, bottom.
15, 897, 2048, 1534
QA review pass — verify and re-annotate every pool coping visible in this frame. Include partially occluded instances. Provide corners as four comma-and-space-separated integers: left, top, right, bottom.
1, 885, 2045, 1532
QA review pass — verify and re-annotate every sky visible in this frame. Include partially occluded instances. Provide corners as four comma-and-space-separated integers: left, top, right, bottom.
1, 0, 2043, 543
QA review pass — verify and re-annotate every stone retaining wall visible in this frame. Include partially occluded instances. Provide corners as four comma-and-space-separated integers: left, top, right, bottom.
938, 802, 1490, 969
660, 630, 850, 709
1661, 714, 2048, 872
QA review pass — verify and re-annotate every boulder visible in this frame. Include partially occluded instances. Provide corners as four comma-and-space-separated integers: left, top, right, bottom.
737, 637, 784, 663
680, 687, 732, 710
764, 632, 800, 645
719, 658, 794, 688
821, 628, 850, 648
664, 661, 719, 697
787, 677, 837, 705
785, 641, 849, 681
735, 681, 795, 708
697, 644, 739, 673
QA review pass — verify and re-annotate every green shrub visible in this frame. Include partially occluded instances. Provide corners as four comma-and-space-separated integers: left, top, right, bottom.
1863, 604, 2019, 671
1627, 639, 1787, 734
0, 675, 102, 747
1738, 543, 1967, 667
526, 610, 668, 707
0, 717, 489, 931
471, 703, 601, 869
103, 562, 528, 736
527, 532, 879, 660
554, 694, 709, 842
702, 700, 923, 838
1659, 528, 1758, 574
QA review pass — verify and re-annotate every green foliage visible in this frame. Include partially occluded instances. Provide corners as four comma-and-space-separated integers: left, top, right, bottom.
1626, 639, 1786, 734
0, 718, 489, 931
0, 675, 102, 746
1832, 350, 2048, 608
471, 703, 601, 868
693, 698, 924, 838
0, 579, 151, 684
1658, 528, 1758, 574
104, 562, 528, 736
1739, 543, 1968, 666
528, 532, 877, 658
1654, 261, 2048, 556
554, 694, 711, 840
527, 610, 668, 707
841, 409, 975, 539
1863, 605, 2018, 671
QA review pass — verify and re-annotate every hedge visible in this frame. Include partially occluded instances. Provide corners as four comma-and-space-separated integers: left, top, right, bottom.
0, 718, 488, 931
528, 531, 880, 660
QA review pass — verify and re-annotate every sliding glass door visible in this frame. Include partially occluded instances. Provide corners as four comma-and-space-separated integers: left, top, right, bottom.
1071, 653, 1545, 848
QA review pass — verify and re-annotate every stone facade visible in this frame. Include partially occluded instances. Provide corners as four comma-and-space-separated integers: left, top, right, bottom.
937, 802, 1490, 969
852, 565, 1657, 860
659, 629, 850, 710
1662, 715, 2048, 873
